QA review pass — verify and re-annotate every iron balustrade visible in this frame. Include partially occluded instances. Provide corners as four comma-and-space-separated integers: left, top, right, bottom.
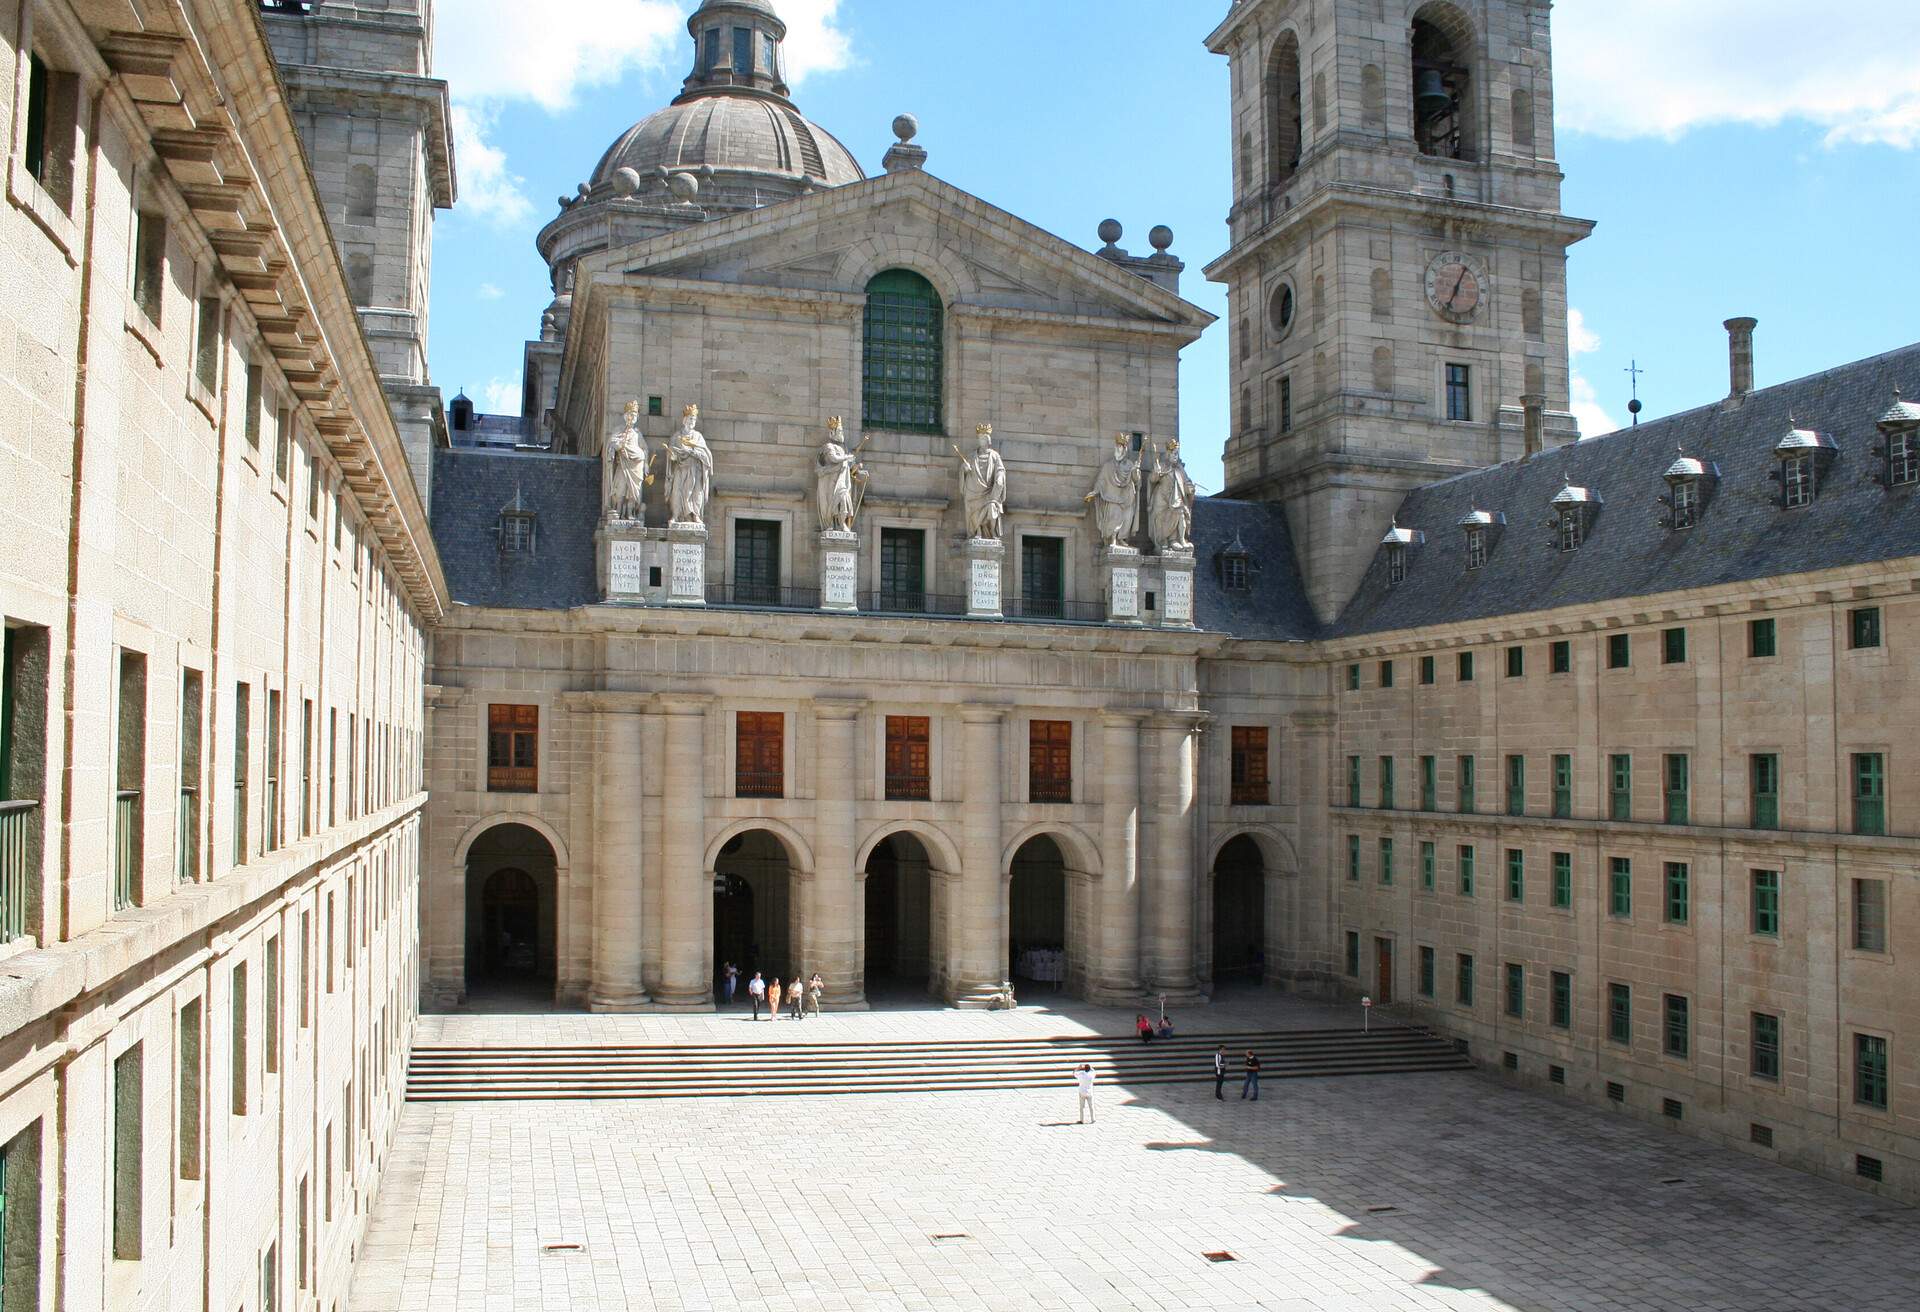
860, 590, 968, 617
705, 583, 821, 611
1003, 596, 1109, 623
734, 771, 784, 800
883, 773, 931, 802
0, 799, 36, 941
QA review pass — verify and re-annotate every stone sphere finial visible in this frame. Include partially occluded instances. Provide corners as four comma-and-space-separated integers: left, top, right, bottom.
892, 113, 919, 144
1098, 218, 1123, 247
668, 171, 700, 203
576, 182, 591, 198
1149, 224, 1174, 252
611, 166, 641, 196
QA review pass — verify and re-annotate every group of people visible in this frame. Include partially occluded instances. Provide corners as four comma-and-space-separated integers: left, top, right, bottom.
1134, 1013, 1176, 1042
720, 962, 824, 1019
1076, 1033, 1263, 1122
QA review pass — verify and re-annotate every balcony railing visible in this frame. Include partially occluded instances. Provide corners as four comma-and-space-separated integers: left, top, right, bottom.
1029, 777, 1072, 804
884, 773, 931, 802
1003, 596, 1108, 624
860, 590, 968, 617
114, 789, 140, 911
487, 765, 538, 794
706, 584, 820, 611
694, 585, 1117, 625
734, 771, 784, 800
1, 799, 37, 943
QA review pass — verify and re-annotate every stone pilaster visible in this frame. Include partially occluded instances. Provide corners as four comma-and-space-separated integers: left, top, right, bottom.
589, 700, 650, 1010
1285, 709, 1338, 987
1147, 712, 1206, 1002
951, 706, 1007, 1004
811, 698, 868, 1008
1088, 711, 1145, 1003
653, 694, 713, 1008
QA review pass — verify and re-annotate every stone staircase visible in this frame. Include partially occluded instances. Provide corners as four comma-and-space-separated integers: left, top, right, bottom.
405, 1026, 1473, 1102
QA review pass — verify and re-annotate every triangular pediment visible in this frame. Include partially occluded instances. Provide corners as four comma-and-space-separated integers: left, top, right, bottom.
583, 169, 1213, 332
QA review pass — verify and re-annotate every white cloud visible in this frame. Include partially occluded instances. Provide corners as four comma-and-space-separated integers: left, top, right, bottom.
1567, 308, 1621, 438
1555, 1, 1920, 148
480, 377, 522, 416
434, 2, 856, 225
476, 282, 504, 302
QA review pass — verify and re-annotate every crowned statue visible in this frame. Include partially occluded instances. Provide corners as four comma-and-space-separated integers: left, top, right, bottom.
1147, 438, 1196, 552
603, 399, 652, 522
955, 422, 1007, 541
815, 417, 869, 534
664, 403, 713, 528
1085, 432, 1141, 550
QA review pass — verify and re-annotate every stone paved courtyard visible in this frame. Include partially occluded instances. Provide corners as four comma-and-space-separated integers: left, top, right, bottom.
351, 997, 1920, 1311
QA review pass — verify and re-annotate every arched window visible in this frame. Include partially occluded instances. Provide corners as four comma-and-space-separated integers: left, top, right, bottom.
1412, 4, 1476, 160
1361, 64, 1386, 129
347, 163, 376, 222
862, 269, 943, 434
1370, 267, 1392, 320
1511, 88, 1535, 153
1266, 34, 1302, 186
1372, 345, 1395, 394
1522, 287, 1542, 338
347, 252, 373, 307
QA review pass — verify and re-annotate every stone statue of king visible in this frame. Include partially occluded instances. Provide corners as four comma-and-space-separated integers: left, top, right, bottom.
664, 403, 713, 528
603, 398, 651, 522
1085, 432, 1141, 550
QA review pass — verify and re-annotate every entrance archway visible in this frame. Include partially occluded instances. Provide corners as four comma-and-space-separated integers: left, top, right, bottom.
863, 833, 933, 996
1008, 835, 1069, 994
714, 829, 795, 987
464, 822, 558, 997
1211, 834, 1267, 990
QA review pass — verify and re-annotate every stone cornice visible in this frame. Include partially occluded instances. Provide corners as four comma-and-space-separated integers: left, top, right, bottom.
556, 691, 653, 715
275, 64, 455, 208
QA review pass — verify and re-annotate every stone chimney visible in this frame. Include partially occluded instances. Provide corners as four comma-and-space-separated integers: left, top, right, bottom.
1725, 316, 1758, 400
1521, 393, 1546, 458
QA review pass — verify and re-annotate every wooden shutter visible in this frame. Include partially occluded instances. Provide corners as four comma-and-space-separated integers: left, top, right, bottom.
1230, 725, 1269, 804
884, 716, 931, 800
736, 712, 784, 798
1028, 720, 1072, 803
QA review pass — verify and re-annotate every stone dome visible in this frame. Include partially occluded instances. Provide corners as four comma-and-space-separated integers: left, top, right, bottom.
590, 95, 863, 194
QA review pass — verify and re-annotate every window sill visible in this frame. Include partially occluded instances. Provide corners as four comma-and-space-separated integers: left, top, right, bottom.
8, 158, 79, 265
124, 314, 165, 366
188, 383, 219, 426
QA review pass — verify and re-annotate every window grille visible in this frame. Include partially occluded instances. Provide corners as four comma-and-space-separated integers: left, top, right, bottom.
862, 270, 943, 433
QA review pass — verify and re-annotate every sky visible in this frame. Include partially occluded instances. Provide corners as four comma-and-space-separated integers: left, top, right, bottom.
425, 0, 1920, 497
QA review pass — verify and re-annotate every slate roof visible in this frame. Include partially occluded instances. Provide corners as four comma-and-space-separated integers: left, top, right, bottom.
1332, 341, 1920, 639
1190, 497, 1320, 641
431, 448, 600, 610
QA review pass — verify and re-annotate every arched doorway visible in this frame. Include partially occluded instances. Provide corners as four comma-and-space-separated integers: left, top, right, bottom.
1008, 835, 1069, 994
863, 834, 933, 997
1212, 835, 1267, 991
714, 830, 795, 987
464, 822, 558, 998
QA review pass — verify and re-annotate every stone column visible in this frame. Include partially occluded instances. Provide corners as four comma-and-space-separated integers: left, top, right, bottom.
811, 698, 867, 1009
1089, 711, 1144, 1002
1147, 712, 1205, 1002
653, 694, 712, 1009
589, 700, 650, 1010
951, 706, 1006, 1004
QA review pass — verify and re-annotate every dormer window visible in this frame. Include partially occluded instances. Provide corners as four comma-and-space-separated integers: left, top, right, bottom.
499, 512, 535, 554
1217, 530, 1254, 592
1876, 391, 1920, 487
1671, 477, 1699, 526
1773, 426, 1833, 509
1380, 523, 1423, 586
1549, 486, 1599, 552
1556, 507, 1583, 550
1465, 528, 1486, 568
1781, 455, 1813, 508
1662, 453, 1709, 530
1457, 508, 1497, 570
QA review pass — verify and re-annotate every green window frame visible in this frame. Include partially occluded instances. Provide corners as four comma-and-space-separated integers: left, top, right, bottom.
1379, 660, 1394, 688
1608, 856, 1632, 918
1419, 755, 1436, 811
1607, 633, 1630, 669
1505, 848, 1524, 903
1419, 655, 1435, 684
1608, 753, 1632, 820
1457, 755, 1476, 813
1420, 840, 1435, 891
1504, 962, 1524, 1018
1457, 844, 1475, 896
1849, 606, 1882, 650
1663, 753, 1689, 824
1378, 756, 1394, 808
1551, 753, 1572, 818
1346, 663, 1360, 691
1550, 639, 1571, 673
1550, 970, 1572, 1029
1854, 1033, 1889, 1109
1607, 982, 1631, 1045
861, 269, 944, 433
1456, 953, 1475, 1006
878, 526, 927, 610
1751, 1012, 1780, 1081
1663, 993, 1690, 1059
1457, 651, 1474, 681
733, 519, 782, 605
1505, 754, 1525, 816
1663, 861, 1690, 925
1750, 754, 1780, 829
1852, 752, 1885, 836
1662, 626, 1687, 664
1418, 945, 1435, 997
1551, 851, 1572, 908
1378, 837, 1394, 885
1749, 618, 1777, 658
1750, 869, 1780, 937
1505, 645, 1524, 678
1346, 834, 1360, 881
1346, 755, 1361, 808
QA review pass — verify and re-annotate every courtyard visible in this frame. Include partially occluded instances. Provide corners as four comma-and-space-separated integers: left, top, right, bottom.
348, 997, 1920, 1311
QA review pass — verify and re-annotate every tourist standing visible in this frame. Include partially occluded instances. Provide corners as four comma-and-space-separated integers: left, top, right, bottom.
722, 961, 739, 1006
1213, 1046, 1227, 1100
747, 971, 766, 1019
788, 977, 805, 1019
1241, 1050, 1262, 1101
1075, 1063, 1095, 1123
768, 978, 782, 1023
808, 973, 824, 1017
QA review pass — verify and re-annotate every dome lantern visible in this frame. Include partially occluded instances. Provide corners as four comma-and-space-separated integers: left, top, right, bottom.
682, 0, 792, 104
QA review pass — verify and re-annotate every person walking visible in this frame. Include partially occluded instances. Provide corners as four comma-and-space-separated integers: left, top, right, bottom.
747, 971, 766, 1020
807, 973, 824, 1017
722, 961, 739, 1007
788, 977, 805, 1019
1074, 1063, 1095, 1124
767, 977, 782, 1023
1213, 1046, 1227, 1100
1241, 1049, 1262, 1101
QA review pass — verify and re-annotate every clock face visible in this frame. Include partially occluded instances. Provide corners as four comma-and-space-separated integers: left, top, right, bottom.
1425, 252, 1487, 323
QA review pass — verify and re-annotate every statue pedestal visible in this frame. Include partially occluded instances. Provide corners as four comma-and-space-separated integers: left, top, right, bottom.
817, 530, 859, 612
665, 522, 708, 606
1102, 545, 1143, 625
963, 537, 1004, 619
596, 520, 653, 602
1157, 548, 1196, 628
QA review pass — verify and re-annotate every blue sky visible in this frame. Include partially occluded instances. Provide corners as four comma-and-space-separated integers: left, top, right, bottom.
427, 0, 1920, 496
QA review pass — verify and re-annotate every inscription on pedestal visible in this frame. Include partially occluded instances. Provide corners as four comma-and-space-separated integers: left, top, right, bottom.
670, 541, 705, 600
1110, 566, 1139, 619
969, 556, 1001, 612
1164, 569, 1193, 624
823, 552, 857, 608
609, 540, 646, 596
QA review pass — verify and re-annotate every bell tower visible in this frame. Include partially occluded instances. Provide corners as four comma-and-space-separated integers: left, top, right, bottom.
1204, 0, 1593, 622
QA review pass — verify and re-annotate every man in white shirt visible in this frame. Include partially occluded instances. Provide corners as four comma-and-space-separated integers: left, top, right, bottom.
1075, 1064, 1095, 1124
747, 971, 766, 1020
